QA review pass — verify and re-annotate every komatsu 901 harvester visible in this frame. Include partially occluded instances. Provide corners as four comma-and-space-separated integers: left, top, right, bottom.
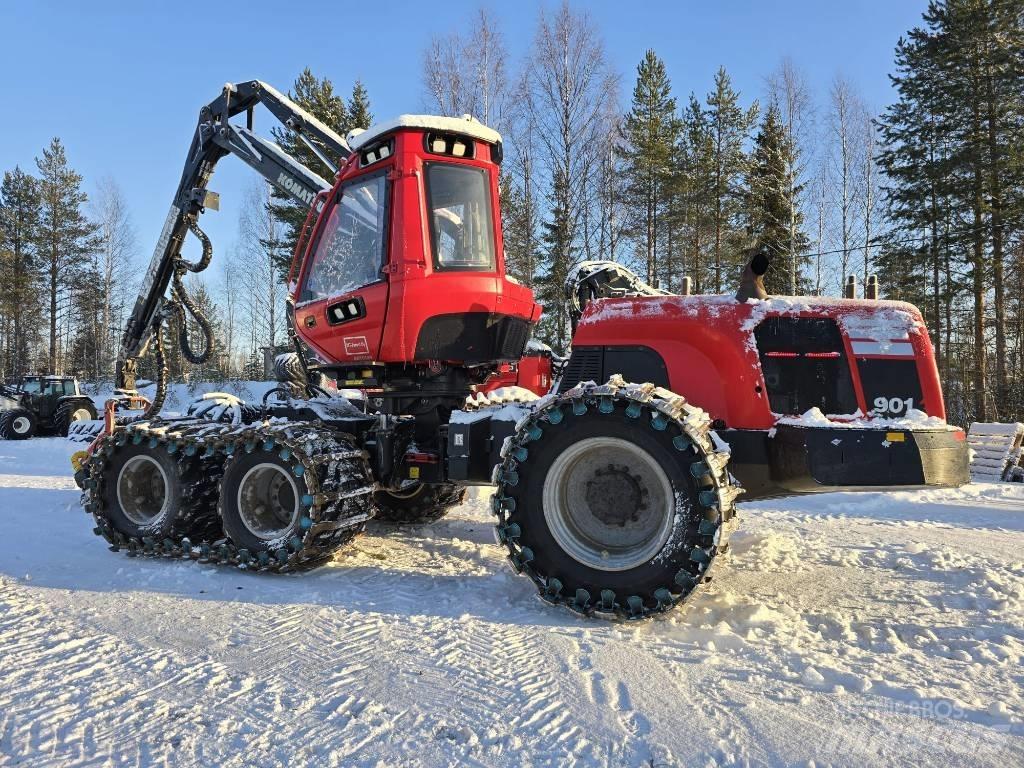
75, 80, 969, 620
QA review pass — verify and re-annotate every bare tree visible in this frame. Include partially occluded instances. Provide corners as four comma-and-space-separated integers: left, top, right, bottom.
90, 177, 136, 380
235, 181, 286, 361
525, 0, 618, 233
827, 76, 865, 292
422, 8, 512, 133
522, 1, 618, 345
767, 58, 814, 294
860, 111, 880, 286
218, 256, 239, 376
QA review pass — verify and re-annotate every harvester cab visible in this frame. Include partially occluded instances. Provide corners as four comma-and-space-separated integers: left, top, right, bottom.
288, 116, 540, 403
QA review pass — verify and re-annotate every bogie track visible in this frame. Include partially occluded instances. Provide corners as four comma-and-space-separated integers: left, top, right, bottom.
81, 419, 374, 572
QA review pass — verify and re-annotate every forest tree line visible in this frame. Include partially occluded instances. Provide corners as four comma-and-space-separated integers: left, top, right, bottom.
0, 0, 1020, 425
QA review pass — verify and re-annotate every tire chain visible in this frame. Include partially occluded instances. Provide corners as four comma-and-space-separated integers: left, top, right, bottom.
80, 419, 375, 572
491, 375, 741, 621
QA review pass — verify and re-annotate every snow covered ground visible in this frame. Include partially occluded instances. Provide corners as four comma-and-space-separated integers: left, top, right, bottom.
1, 438, 1022, 767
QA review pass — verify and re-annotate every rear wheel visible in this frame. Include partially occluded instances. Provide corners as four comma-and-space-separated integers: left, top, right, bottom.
373, 483, 467, 524
100, 444, 185, 540
493, 377, 738, 620
0, 409, 37, 440
55, 400, 98, 436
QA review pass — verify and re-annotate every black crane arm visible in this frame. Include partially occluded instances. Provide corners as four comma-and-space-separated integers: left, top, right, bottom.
118, 80, 350, 392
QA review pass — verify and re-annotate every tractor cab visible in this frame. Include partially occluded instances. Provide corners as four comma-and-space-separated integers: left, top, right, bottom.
290, 115, 540, 395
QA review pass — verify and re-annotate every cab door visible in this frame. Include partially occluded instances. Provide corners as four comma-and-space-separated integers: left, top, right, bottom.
293, 170, 391, 363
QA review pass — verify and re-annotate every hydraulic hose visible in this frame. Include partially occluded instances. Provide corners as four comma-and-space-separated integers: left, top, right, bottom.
170, 216, 215, 366
142, 325, 168, 419
141, 215, 215, 419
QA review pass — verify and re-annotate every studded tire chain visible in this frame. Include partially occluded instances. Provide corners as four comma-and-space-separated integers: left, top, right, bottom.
81, 419, 374, 572
491, 375, 741, 621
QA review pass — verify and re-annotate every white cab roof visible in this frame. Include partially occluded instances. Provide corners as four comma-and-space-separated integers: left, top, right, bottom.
346, 114, 501, 150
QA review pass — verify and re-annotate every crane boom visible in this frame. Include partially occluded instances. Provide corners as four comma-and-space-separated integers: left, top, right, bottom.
118, 80, 349, 390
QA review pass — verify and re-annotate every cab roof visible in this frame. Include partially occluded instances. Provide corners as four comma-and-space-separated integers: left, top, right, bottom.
346, 114, 501, 150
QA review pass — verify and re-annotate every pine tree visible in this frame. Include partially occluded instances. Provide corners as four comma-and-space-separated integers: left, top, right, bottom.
746, 104, 809, 294
347, 80, 373, 133
706, 67, 758, 293
621, 50, 678, 285
673, 94, 716, 293
501, 174, 537, 286
35, 138, 100, 373
535, 169, 574, 351
878, 0, 1024, 422
0, 167, 41, 377
267, 70, 371, 279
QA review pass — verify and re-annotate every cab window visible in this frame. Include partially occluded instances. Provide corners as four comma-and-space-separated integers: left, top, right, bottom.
302, 173, 388, 302
425, 164, 495, 272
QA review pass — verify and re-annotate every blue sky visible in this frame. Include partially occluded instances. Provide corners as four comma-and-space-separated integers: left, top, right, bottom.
0, 0, 928, 276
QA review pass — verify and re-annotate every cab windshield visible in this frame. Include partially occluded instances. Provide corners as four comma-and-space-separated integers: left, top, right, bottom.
20, 378, 41, 393
425, 164, 495, 271
302, 173, 388, 303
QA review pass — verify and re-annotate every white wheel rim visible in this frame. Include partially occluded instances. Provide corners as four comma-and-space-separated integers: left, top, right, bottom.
117, 455, 170, 526
71, 408, 92, 422
12, 416, 30, 434
237, 463, 300, 540
542, 436, 676, 571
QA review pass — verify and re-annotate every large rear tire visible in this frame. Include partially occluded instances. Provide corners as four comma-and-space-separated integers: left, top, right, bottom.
493, 377, 738, 620
0, 409, 37, 440
373, 483, 467, 524
55, 400, 98, 437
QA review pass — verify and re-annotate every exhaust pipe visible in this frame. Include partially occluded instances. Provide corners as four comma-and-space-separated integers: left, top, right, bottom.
736, 249, 771, 302
844, 275, 858, 299
865, 274, 879, 300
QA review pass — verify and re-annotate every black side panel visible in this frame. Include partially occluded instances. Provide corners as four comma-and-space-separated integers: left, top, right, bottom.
560, 347, 603, 390
559, 345, 669, 391
856, 358, 925, 414
754, 316, 858, 415
414, 313, 530, 363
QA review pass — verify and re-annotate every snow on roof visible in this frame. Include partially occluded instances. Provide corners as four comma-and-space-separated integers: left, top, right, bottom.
346, 114, 501, 150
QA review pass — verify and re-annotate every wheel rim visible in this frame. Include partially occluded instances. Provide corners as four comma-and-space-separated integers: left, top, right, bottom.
12, 416, 30, 434
542, 436, 675, 571
236, 463, 299, 540
71, 408, 92, 422
116, 455, 170, 526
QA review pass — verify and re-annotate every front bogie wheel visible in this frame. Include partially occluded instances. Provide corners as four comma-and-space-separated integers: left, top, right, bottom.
493, 376, 738, 620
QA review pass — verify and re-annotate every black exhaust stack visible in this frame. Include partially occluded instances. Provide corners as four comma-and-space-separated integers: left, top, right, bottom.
736, 249, 771, 302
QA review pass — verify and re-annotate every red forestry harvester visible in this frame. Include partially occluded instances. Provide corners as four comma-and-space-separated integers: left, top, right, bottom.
75, 81, 968, 621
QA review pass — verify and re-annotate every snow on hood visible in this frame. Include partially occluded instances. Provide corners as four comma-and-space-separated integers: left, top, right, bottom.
777, 407, 955, 431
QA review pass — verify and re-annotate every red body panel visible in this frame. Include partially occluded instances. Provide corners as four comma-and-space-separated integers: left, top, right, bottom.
290, 130, 539, 367
572, 295, 945, 430
479, 353, 554, 396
